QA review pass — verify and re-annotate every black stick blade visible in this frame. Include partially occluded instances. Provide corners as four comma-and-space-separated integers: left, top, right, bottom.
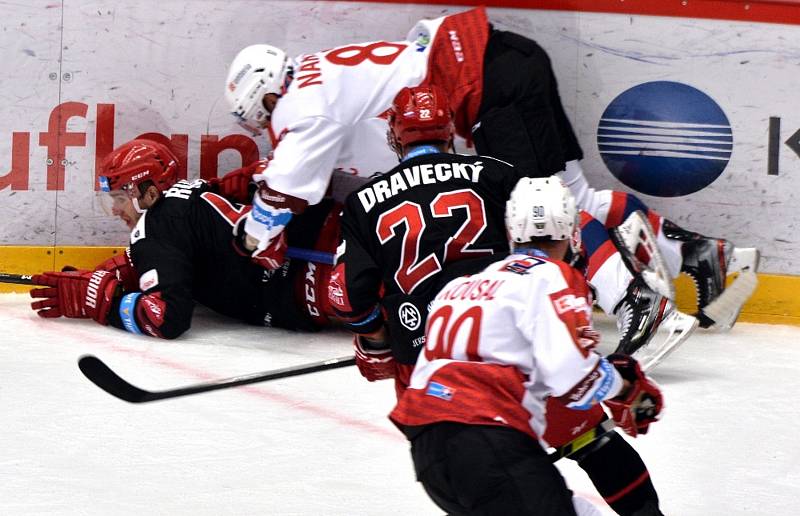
78, 355, 153, 403
78, 354, 357, 403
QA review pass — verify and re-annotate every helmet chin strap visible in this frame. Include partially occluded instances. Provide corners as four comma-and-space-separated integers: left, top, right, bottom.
132, 197, 147, 214
280, 64, 295, 95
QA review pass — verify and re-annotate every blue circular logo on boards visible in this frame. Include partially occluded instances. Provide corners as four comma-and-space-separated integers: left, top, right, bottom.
598, 81, 732, 197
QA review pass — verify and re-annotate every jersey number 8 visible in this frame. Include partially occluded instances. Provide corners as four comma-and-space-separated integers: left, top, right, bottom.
325, 42, 408, 67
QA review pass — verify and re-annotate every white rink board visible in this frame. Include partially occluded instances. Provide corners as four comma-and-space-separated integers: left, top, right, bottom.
0, 1, 798, 273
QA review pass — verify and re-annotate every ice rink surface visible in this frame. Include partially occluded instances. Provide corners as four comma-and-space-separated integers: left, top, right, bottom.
1, 292, 798, 515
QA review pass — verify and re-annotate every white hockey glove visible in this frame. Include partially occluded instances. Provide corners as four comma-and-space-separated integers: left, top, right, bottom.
232, 181, 306, 270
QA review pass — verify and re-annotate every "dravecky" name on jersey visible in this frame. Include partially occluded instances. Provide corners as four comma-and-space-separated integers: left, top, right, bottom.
357, 161, 483, 213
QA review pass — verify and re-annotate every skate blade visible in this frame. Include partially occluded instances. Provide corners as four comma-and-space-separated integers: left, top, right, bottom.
635, 310, 699, 372
701, 270, 758, 331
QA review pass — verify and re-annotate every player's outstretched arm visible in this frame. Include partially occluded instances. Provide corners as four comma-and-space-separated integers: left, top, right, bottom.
29, 270, 120, 325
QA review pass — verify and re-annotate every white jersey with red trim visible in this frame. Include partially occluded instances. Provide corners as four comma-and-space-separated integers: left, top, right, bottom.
253, 7, 489, 206
390, 253, 624, 446
263, 41, 428, 203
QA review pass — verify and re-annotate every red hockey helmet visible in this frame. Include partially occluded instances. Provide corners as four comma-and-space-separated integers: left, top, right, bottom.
98, 139, 179, 194
387, 85, 454, 156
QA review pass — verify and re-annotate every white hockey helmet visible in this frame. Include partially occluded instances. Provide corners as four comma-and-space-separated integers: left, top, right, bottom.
225, 44, 293, 135
505, 177, 578, 245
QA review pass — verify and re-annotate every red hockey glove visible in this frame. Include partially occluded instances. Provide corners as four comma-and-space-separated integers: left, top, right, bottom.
208, 162, 261, 204
604, 353, 664, 437
29, 270, 120, 325
96, 249, 138, 291
353, 331, 395, 382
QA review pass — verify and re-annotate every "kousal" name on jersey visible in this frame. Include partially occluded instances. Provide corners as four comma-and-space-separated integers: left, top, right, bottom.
358, 161, 484, 213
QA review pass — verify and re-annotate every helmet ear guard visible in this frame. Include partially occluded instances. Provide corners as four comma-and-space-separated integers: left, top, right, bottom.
387, 85, 455, 158
505, 177, 579, 253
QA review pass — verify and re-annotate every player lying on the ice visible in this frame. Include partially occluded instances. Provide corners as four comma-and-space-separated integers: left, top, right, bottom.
390, 177, 666, 516
27, 140, 340, 339
225, 6, 758, 331
330, 86, 694, 383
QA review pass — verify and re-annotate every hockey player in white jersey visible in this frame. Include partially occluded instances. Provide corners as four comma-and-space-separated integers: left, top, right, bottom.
390, 177, 666, 515
225, 6, 757, 332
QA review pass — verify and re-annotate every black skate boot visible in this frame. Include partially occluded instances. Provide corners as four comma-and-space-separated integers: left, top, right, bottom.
613, 276, 671, 356
662, 220, 733, 328
614, 274, 699, 370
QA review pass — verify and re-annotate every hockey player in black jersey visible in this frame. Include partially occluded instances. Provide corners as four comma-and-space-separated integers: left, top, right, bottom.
328, 85, 525, 387
28, 139, 339, 338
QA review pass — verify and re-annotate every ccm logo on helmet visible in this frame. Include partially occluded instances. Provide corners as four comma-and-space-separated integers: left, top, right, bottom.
130, 170, 151, 182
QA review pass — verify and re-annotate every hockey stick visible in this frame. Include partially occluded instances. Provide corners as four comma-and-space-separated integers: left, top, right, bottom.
0, 248, 333, 287
549, 418, 617, 462
0, 273, 34, 285
78, 353, 619, 459
78, 354, 356, 403
286, 247, 335, 265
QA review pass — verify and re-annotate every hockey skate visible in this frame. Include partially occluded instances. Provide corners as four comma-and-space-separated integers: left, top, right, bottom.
664, 221, 760, 331
610, 211, 697, 369
613, 276, 699, 372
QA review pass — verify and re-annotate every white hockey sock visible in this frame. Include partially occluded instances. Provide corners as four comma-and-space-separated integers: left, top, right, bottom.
656, 224, 684, 278
588, 252, 635, 315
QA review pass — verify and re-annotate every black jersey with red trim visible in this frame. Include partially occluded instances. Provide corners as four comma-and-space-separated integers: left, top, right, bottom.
106, 179, 331, 339
329, 151, 523, 363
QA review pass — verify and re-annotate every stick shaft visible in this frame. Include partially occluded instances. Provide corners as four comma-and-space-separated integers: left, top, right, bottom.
78, 354, 356, 403
0, 246, 332, 287
0, 273, 34, 285
549, 418, 617, 462
286, 247, 335, 265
